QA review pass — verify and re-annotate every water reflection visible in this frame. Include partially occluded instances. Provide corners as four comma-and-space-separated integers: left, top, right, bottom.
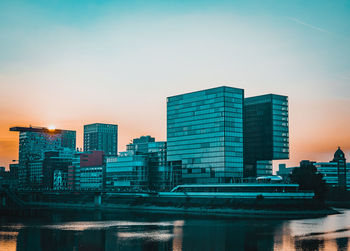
0, 209, 350, 251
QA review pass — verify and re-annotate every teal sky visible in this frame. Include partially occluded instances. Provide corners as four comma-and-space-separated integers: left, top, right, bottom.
0, 0, 349, 168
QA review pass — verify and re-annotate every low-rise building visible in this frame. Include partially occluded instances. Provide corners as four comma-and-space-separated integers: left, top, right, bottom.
106, 136, 179, 191
68, 150, 104, 190
106, 152, 148, 191
313, 148, 349, 190
42, 148, 76, 190
276, 163, 296, 182
256, 160, 273, 177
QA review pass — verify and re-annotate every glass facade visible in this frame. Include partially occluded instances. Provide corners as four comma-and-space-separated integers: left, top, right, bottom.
167, 86, 244, 184
106, 137, 176, 191
105, 153, 148, 191
84, 123, 118, 156
243, 94, 289, 177
10, 127, 76, 188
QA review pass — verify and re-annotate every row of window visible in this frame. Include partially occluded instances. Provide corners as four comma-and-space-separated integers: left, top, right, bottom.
168, 148, 244, 158
168, 100, 243, 112
183, 162, 243, 168
167, 106, 244, 119
167, 104, 243, 116
168, 126, 244, 137
168, 90, 243, 105
168, 112, 243, 124
167, 111, 243, 125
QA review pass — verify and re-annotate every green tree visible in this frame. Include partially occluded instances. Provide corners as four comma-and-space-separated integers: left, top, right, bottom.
290, 161, 327, 201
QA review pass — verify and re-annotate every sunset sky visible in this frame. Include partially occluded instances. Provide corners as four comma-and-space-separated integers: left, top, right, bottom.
0, 0, 349, 170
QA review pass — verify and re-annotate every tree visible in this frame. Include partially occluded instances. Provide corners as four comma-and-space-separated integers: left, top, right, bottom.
290, 161, 327, 201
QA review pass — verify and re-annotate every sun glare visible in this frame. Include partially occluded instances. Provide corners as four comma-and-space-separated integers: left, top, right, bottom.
48, 125, 56, 131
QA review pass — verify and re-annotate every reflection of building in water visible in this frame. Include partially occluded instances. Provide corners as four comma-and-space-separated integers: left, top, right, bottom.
179, 219, 277, 251
0, 231, 18, 250
16, 225, 107, 251
6, 213, 350, 251
294, 238, 325, 251
294, 237, 349, 251
335, 237, 349, 251
172, 220, 184, 251
16, 227, 42, 251
273, 222, 294, 250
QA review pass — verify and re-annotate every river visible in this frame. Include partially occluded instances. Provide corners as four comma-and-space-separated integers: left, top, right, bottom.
0, 208, 350, 250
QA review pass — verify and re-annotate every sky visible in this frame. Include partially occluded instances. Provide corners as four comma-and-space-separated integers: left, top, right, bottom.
0, 0, 349, 170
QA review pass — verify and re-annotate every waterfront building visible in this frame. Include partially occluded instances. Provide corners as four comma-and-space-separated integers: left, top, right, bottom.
167, 86, 244, 184
9, 163, 18, 181
28, 161, 43, 187
243, 94, 289, 177
42, 148, 76, 190
256, 160, 273, 177
315, 162, 340, 188
127, 136, 155, 153
10, 126, 76, 188
68, 150, 105, 190
147, 141, 171, 191
127, 136, 173, 191
0, 163, 19, 188
0, 168, 12, 187
106, 152, 148, 191
314, 147, 349, 189
277, 164, 296, 182
84, 123, 118, 156
79, 151, 104, 190
332, 147, 347, 188
106, 136, 177, 191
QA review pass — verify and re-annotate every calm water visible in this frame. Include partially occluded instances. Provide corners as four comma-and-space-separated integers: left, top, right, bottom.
1, 209, 350, 251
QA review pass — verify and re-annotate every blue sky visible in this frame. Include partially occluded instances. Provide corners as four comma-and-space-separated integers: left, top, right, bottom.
0, 0, 349, 167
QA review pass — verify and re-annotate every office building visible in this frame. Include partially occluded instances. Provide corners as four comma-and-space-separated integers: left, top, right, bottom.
42, 148, 76, 190
67, 150, 105, 190
84, 123, 118, 156
10, 126, 76, 188
106, 136, 176, 191
106, 152, 148, 191
256, 160, 273, 177
314, 147, 349, 189
167, 86, 244, 184
277, 164, 296, 181
79, 151, 104, 190
127, 135, 155, 153
243, 94, 289, 177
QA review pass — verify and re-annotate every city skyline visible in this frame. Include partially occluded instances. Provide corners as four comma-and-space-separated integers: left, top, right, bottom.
1, 0, 350, 168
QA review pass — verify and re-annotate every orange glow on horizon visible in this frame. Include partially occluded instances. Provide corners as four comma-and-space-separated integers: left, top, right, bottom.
0, 95, 349, 170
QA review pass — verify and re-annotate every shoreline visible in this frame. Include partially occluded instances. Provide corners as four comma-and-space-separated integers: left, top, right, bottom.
7, 201, 338, 220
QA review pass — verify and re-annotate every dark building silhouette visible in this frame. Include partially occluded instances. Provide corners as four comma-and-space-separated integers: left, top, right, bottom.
10, 126, 76, 188
243, 94, 289, 177
84, 123, 118, 156
331, 147, 347, 189
42, 148, 76, 190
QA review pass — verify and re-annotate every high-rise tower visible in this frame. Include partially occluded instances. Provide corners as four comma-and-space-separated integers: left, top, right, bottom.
84, 123, 118, 156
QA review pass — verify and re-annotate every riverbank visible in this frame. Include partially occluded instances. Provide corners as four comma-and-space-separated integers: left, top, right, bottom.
10, 201, 337, 219
1, 190, 340, 219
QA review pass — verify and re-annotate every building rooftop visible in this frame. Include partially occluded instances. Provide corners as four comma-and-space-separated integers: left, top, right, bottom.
9, 126, 75, 134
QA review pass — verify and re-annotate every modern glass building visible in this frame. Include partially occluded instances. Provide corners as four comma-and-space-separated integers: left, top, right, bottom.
243, 94, 289, 177
167, 86, 244, 184
10, 126, 76, 188
84, 123, 118, 156
106, 136, 176, 191
105, 153, 148, 191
